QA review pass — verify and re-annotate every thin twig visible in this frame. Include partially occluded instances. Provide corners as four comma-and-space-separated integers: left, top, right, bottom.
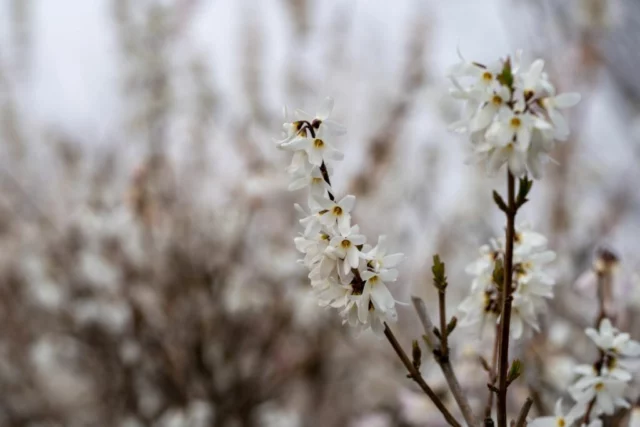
514, 397, 533, 427
497, 171, 517, 427
412, 298, 478, 427
439, 286, 449, 356
485, 325, 501, 419
383, 323, 462, 427
412, 297, 438, 349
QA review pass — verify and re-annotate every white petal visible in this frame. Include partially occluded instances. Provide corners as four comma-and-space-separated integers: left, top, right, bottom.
380, 269, 398, 282
383, 253, 404, 268
554, 93, 581, 109
288, 176, 309, 191
350, 234, 366, 246
471, 105, 497, 131
371, 283, 396, 311
339, 195, 356, 212
317, 97, 334, 120
347, 247, 360, 269
596, 390, 615, 415
360, 271, 375, 281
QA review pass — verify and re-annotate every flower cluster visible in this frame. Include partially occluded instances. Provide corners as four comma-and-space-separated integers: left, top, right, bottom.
458, 223, 556, 339
275, 98, 404, 335
448, 50, 580, 178
529, 319, 640, 426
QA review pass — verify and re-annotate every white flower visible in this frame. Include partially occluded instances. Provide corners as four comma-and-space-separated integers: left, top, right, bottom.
465, 243, 499, 291
361, 235, 404, 274
357, 272, 398, 332
327, 224, 366, 275
282, 131, 344, 166
585, 318, 640, 356
569, 373, 630, 416
294, 97, 347, 137
528, 399, 587, 427
288, 166, 331, 196
315, 194, 356, 234
541, 93, 581, 140
470, 86, 511, 132
574, 363, 632, 383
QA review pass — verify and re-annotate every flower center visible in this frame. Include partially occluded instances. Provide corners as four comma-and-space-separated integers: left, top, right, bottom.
311, 177, 323, 184
332, 206, 343, 216
314, 138, 325, 148
510, 117, 522, 128
482, 72, 492, 81
492, 95, 503, 105
595, 382, 605, 391
341, 239, 351, 249
557, 418, 566, 427
368, 276, 379, 285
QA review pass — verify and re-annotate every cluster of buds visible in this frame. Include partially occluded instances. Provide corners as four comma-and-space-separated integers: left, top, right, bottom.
458, 223, 556, 339
275, 98, 404, 335
448, 50, 580, 178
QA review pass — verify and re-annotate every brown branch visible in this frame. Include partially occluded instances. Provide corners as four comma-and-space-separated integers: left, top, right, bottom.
383, 323, 462, 427
514, 398, 533, 427
439, 286, 449, 357
411, 298, 478, 427
497, 171, 517, 427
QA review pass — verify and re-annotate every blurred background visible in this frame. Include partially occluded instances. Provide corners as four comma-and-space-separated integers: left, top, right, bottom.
1, 0, 640, 425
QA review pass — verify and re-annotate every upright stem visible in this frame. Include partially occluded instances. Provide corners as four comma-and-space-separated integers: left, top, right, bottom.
485, 325, 501, 419
438, 288, 448, 357
383, 323, 462, 427
497, 171, 516, 427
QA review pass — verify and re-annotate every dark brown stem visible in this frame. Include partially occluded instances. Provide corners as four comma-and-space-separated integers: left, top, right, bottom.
497, 171, 516, 427
383, 323, 462, 427
514, 398, 533, 427
319, 162, 335, 201
439, 287, 448, 357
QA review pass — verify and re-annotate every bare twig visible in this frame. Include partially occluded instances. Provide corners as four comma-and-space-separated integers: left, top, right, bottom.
485, 325, 501, 419
411, 298, 478, 427
383, 323, 462, 427
514, 397, 533, 427
497, 171, 517, 427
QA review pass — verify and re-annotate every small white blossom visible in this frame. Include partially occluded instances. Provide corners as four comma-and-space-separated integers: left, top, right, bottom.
528, 399, 587, 427
315, 194, 356, 234
585, 318, 640, 357
569, 373, 630, 416
327, 224, 366, 276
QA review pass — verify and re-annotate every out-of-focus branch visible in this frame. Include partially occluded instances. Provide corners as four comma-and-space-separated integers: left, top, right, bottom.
383, 323, 462, 427
515, 397, 533, 427
412, 297, 478, 427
